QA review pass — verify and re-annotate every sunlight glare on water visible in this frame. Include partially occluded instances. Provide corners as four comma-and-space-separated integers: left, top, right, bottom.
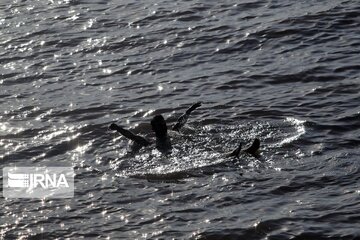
1, 0, 360, 239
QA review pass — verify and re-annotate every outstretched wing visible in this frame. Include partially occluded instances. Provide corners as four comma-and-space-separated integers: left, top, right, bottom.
109, 123, 151, 147
244, 138, 260, 157
172, 102, 202, 131
227, 138, 260, 159
226, 143, 242, 158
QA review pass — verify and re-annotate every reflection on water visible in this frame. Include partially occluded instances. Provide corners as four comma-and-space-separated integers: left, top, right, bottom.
276, 117, 306, 147
110, 118, 306, 178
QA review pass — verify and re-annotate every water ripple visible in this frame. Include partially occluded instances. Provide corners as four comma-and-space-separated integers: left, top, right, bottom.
1, 0, 360, 239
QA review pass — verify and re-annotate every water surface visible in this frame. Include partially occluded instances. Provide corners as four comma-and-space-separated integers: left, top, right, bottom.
1, 0, 360, 239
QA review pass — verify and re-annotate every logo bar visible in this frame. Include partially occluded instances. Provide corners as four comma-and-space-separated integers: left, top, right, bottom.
3, 167, 74, 199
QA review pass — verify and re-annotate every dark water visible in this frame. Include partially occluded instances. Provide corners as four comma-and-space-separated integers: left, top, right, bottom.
1, 0, 360, 239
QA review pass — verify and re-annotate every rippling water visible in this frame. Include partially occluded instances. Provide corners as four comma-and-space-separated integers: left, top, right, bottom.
1, 0, 360, 239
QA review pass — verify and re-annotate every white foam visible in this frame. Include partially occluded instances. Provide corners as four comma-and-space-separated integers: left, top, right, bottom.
276, 117, 306, 147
